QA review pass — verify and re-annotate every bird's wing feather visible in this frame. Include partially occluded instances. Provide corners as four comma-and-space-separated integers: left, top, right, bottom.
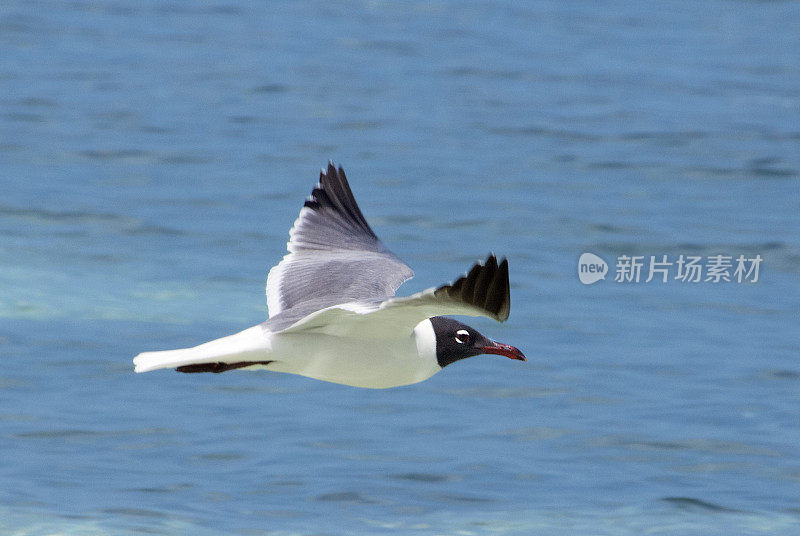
266, 163, 414, 317
271, 255, 510, 337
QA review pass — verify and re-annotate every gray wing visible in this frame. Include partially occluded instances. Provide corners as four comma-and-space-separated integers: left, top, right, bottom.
265, 162, 414, 322
274, 255, 511, 337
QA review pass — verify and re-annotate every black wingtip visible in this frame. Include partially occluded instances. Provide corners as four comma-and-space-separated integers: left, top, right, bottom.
302, 163, 376, 238
434, 254, 511, 322
176, 361, 274, 373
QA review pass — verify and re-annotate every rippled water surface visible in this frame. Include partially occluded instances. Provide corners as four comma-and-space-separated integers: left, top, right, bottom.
1, 1, 799, 534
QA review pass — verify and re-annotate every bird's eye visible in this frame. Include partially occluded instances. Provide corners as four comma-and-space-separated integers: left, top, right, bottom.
455, 329, 470, 344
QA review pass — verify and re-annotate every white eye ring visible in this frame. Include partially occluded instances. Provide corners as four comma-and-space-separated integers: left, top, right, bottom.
455, 329, 470, 344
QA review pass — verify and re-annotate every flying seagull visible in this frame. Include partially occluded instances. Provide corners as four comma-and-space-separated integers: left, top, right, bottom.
133, 163, 525, 388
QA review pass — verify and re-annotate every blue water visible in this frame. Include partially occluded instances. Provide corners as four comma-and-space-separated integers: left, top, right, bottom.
2, 1, 799, 534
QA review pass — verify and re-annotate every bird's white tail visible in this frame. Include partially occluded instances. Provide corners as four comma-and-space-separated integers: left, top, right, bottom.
133, 325, 271, 373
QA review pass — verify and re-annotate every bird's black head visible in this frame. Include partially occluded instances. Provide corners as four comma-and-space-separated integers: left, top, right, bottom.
429, 316, 526, 368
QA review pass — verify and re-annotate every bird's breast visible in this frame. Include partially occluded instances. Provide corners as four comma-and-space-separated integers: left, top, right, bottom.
266, 330, 440, 389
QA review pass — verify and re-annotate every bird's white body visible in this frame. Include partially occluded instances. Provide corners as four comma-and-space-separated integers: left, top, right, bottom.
134, 319, 441, 389
133, 164, 522, 388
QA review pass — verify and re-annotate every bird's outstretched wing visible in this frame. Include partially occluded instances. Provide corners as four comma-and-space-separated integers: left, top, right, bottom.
265, 162, 414, 318
273, 255, 511, 337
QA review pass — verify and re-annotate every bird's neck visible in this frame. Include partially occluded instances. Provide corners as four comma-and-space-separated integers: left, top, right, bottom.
413, 319, 440, 370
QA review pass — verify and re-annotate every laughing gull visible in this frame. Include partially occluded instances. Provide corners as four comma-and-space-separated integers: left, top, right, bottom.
133, 163, 525, 388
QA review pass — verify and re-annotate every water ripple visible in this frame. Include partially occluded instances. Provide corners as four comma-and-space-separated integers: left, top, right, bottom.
662, 497, 744, 513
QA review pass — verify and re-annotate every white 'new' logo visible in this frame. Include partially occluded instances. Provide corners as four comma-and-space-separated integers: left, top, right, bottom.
578, 253, 608, 285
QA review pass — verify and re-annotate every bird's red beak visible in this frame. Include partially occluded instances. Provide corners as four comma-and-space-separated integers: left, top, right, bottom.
480, 340, 526, 361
